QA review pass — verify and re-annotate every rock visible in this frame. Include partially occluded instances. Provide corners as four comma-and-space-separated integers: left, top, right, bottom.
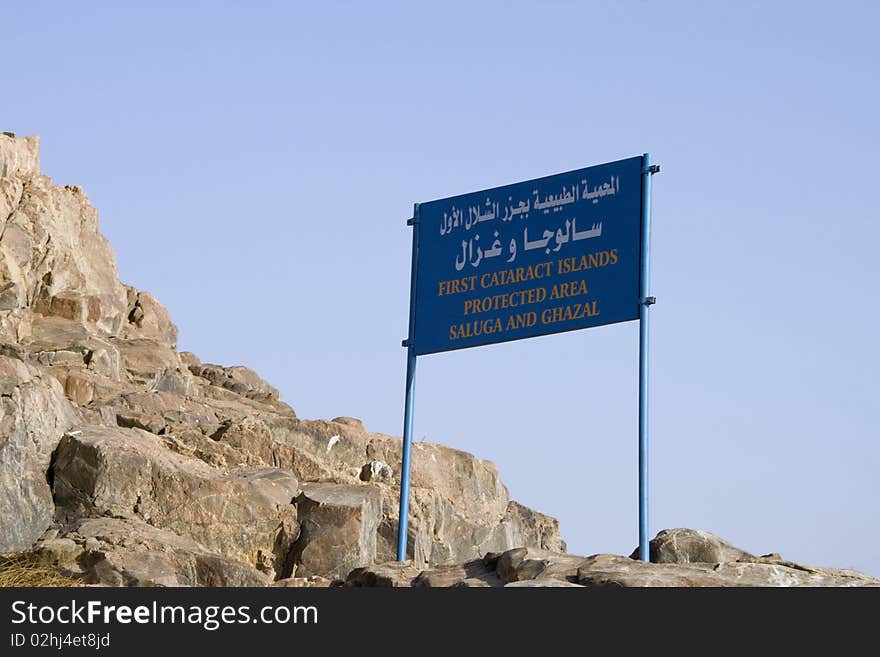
51, 426, 299, 578
275, 417, 563, 569
496, 547, 590, 584
504, 579, 585, 588
273, 576, 335, 588
55, 517, 269, 586
116, 412, 167, 435
19, 317, 122, 380
631, 528, 755, 564
0, 356, 79, 552
289, 483, 382, 580
576, 553, 880, 587
112, 337, 182, 385
189, 362, 282, 403
0, 133, 38, 179
345, 540, 880, 588
61, 371, 95, 405
32, 537, 85, 573
452, 578, 495, 588
121, 288, 178, 348
85, 347, 117, 378
413, 559, 504, 588
345, 561, 422, 587
0, 139, 129, 336
210, 416, 286, 465
359, 459, 393, 482
178, 351, 201, 369
331, 416, 365, 431
500, 501, 567, 553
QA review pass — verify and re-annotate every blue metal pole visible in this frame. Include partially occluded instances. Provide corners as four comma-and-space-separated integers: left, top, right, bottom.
397, 203, 420, 562
638, 153, 657, 562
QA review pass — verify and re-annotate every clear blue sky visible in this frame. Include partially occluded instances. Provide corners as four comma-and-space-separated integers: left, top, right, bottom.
6, 1, 878, 575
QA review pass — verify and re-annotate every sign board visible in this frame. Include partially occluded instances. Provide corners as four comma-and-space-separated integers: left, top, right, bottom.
396, 153, 658, 564
411, 156, 644, 355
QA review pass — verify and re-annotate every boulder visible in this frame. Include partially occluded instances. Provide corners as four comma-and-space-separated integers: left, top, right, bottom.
500, 501, 567, 553
273, 576, 335, 588
576, 553, 880, 587
504, 579, 585, 588
188, 362, 281, 403
632, 528, 755, 564
0, 356, 79, 552
344, 561, 423, 588
36, 517, 269, 586
496, 547, 590, 584
52, 426, 299, 578
413, 559, 504, 588
120, 287, 178, 348
32, 537, 84, 572
289, 483, 382, 580
274, 417, 566, 569
343, 541, 880, 588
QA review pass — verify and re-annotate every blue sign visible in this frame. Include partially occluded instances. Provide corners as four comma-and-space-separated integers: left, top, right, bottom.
411, 156, 644, 355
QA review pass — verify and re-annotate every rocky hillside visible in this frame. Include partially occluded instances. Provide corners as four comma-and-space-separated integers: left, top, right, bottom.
0, 133, 563, 586
2, 134, 876, 588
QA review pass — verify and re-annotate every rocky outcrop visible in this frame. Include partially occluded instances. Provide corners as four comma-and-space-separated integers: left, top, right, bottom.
34, 517, 269, 586
289, 483, 382, 579
0, 356, 79, 552
52, 426, 299, 578
0, 135, 129, 338
0, 133, 565, 585
346, 531, 880, 588
573, 553, 878, 587
4, 134, 871, 588
630, 528, 755, 564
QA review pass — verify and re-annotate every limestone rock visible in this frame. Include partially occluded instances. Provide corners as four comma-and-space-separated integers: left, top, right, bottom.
0, 137, 129, 336
273, 576, 335, 588
52, 426, 299, 578
344, 540, 880, 588
0, 133, 40, 180
32, 537, 84, 573
631, 528, 755, 564
120, 287, 178, 348
0, 356, 79, 552
576, 553, 879, 587
189, 362, 281, 402
331, 416, 365, 430
504, 579, 585, 587
47, 517, 269, 586
289, 483, 382, 580
496, 547, 590, 583
413, 559, 504, 588
344, 561, 423, 588
273, 417, 557, 569
500, 501, 567, 553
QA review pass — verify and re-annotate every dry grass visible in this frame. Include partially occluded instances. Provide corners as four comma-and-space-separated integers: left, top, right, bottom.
0, 552, 82, 587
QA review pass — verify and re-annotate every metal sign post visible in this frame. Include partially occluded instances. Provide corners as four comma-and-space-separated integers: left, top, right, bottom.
397, 203, 420, 561
638, 154, 659, 562
397, 157, 657, 562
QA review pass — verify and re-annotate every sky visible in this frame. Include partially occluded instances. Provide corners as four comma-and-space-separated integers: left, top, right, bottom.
5, 1, 878, 575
